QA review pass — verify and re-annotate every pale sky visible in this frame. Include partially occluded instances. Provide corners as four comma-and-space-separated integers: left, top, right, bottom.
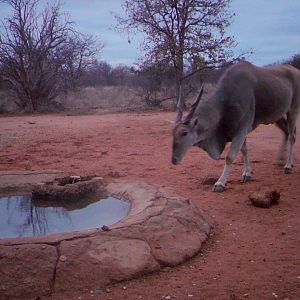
0, 0, 299, 66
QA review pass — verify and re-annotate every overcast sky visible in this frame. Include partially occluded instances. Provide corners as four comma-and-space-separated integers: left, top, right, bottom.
0, 0, 299, 66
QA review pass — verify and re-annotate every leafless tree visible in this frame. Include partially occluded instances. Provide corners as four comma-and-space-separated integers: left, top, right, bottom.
0, 0, 102, 111
59, 34, 104, 92
115, 0, 238, 107
79, 59, 113, 86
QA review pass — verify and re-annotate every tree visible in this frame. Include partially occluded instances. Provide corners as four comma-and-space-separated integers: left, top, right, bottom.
135, 62, 176, 106
115, 0, 236, 107
59, 34, 103, 92
79, 59, 113, 87
0, 0, 101, 111
110, 64, 136, 86
286, 54, 300, 70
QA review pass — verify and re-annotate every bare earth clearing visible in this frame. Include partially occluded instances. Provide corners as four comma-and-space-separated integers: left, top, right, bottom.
0, 112, 300, 300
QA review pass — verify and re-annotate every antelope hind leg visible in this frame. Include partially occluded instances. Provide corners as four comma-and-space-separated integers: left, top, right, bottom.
274, 118, 288, 165
284, 113, 298, 173
241, 139, 252, 182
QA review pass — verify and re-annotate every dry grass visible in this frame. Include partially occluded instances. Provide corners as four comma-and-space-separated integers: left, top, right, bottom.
60, 86, 148, 113
0, 83, 217, 114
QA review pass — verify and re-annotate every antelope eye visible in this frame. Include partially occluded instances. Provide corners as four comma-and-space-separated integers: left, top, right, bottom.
182, 132, 188, 137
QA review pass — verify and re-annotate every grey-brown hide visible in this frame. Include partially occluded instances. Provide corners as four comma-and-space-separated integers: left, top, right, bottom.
172, 61, 300, 192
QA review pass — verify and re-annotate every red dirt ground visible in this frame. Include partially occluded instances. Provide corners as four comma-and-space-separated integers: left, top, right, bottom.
1, 112, 300, 300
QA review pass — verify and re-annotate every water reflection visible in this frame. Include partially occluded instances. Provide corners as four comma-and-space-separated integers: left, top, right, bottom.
0, 194, 129, 238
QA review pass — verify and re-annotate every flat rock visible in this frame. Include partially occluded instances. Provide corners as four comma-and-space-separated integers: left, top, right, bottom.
55, 238, 160, 292
0, 170, 67, 193
0, 173, 212, 298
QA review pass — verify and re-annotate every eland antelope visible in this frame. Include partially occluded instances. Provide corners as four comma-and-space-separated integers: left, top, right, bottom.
172, 61, 300, 192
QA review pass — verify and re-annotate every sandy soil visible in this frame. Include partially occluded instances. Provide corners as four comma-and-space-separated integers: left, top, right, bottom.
0, 112, 300, 300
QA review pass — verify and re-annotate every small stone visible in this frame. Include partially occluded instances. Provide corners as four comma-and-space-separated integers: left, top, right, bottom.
101, 225, 111, 231
59, 255, 67, 262
108, 171, 121, 178
188, 295, 194, 298
164, 296, 171, 300
94, 288, 104, 295
272, 292, 278, 298
122, 286, 127, 290
106, 288, 111, 293
162, 267, 172, 272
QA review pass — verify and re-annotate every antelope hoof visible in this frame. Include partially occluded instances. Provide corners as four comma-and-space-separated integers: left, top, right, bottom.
242, 175, 252, 182
213, 184, 226, 193
284, 167, 292, 174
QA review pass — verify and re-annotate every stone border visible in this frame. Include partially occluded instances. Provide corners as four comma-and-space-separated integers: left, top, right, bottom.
0, 172, 212, 299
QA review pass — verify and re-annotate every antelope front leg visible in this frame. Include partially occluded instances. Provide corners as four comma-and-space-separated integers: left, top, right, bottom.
241, 139, 252, 182
214, 134, 246, 192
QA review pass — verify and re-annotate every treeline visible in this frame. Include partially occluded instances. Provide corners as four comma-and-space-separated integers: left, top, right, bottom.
1, 0, 299, 113
0, 0, 231, 112
74, 58, 227, 107
284, 54, 300, 70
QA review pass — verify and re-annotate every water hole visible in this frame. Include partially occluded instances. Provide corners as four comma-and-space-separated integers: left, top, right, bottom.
0, 193, 129, 238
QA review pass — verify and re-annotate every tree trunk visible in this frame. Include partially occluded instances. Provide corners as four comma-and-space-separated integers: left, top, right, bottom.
174, 55, 184, 111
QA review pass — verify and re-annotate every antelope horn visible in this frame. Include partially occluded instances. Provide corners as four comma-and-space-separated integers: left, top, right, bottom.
175, 85, 184, 124
183, 83, 204, 123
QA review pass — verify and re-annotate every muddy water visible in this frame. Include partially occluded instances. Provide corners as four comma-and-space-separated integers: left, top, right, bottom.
0, 194, 129, 238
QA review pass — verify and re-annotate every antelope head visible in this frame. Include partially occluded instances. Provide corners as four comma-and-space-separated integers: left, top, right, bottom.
172, 84, 205, 165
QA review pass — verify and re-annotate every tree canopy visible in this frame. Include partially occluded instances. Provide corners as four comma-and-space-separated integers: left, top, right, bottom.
116, 0, 236, 89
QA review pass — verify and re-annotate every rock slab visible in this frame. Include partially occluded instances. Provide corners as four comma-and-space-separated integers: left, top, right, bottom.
0, 174, 213, 299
